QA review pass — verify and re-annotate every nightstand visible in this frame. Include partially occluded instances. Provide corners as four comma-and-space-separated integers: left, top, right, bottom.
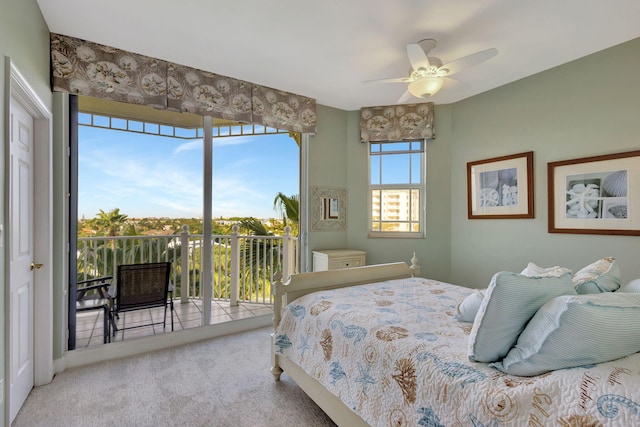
312, 249, 366, 271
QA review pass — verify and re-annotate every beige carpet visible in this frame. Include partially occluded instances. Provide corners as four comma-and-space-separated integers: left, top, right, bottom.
13, 327, 337, 427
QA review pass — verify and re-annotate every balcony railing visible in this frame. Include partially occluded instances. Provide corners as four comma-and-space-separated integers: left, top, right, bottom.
76, 225, 298, 306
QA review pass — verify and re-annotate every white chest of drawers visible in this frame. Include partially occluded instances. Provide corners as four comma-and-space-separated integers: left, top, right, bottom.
312, 249, 366, 271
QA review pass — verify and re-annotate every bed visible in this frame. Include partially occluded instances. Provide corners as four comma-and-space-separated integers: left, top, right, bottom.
270, 260, 640, 427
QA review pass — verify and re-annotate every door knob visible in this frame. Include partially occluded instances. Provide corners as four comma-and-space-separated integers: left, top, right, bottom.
30, 262, 43, 270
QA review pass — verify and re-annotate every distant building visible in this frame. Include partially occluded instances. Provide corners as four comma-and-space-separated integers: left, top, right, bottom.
372, 190, 420, 230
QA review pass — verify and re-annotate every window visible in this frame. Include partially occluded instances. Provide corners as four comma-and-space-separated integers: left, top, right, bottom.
369, 141, 425, 237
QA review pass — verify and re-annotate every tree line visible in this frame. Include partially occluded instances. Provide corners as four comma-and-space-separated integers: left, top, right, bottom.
78, 192, 299, 238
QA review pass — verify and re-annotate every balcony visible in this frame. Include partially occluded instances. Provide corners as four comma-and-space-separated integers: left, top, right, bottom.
75, 225, 298, 348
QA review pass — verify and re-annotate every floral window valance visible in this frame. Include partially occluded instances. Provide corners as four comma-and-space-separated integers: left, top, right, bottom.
166, 63, 252, 123
51, 33, 167, 109
252, 85, 317, 134
360, 103, 435, 143
50, 33, 316, 134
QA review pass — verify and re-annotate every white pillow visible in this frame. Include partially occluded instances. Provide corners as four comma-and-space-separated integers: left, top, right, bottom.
468, 271, 576, 363
520, 262, 572, 277
492, 293, 640, 376
454, 290, 485, 322
572, 257, 621, 294
617, 279, 640, 293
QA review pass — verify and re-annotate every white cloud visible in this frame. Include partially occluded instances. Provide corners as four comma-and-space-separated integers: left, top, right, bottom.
214, 136, 254, 147
174, 139, 202, 154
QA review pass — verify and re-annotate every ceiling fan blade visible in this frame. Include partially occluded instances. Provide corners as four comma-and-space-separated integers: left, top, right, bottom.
397, 89, 414, 104
439, 48, 498, 76
406, 43, 431, 71
441, 75, 468, 87
363, 77, 410, 84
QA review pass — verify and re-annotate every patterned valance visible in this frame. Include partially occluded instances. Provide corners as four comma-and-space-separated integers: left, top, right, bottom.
360, 103, 435, 143
166, 63, 252, 123
51, 33, 167, 109
252, 85, 317, 134
50, 33, 316, 134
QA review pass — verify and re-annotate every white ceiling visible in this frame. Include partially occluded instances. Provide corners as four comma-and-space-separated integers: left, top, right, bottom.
37, 0, 640, 111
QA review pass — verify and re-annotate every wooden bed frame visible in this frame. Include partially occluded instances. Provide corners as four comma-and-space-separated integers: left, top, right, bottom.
271, 258, 420, 426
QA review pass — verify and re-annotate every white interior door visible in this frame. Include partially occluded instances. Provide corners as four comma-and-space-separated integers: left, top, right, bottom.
9, 96, 35, 422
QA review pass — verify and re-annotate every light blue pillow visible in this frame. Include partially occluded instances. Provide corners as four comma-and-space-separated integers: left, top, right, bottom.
617, 279, 640, 293
572, 257, 620, 294
492, 293, 640, 376
454, 290, 485, 322
468, 271, 576, 363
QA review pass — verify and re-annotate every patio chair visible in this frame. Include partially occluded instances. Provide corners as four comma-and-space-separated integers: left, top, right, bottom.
76, 276, 113, 344
112, 262, 174, 335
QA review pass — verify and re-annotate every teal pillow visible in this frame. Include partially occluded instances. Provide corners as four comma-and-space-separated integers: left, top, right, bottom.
492, 293, 640, 376
572, 257, 620, 294
468, 271, 576, 363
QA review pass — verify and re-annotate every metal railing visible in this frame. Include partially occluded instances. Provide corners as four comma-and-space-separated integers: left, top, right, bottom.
76, 225, 298, 306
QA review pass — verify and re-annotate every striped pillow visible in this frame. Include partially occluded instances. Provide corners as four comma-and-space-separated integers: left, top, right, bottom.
468, 271, 576, 363
492, 293, 640, 376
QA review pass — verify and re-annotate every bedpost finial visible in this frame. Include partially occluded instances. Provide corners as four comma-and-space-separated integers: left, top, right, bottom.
273, 270, 283, 284
410, 252, 421, 277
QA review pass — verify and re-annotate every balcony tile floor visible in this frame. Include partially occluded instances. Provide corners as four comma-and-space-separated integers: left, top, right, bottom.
75, 299, 273, 348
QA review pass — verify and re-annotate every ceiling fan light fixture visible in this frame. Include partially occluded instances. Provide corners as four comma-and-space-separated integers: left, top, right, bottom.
408, 77, 444, 98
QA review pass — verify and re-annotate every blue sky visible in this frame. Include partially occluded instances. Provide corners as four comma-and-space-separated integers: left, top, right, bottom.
78, 124, 299, 219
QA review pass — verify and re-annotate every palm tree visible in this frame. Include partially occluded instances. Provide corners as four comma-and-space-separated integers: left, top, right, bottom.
94, 208, 129, 236
273, 192, 299, 235
237, 217, 278, 300
238, 217, 272, 237
237, 218, 275, 271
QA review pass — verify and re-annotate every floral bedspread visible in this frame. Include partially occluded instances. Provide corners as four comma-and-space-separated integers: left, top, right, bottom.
274, 277, 640, 426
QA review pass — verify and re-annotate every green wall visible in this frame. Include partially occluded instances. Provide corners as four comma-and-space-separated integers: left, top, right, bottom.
0, 0, 52, 424
306, 105, 453, 280
344, 107, 453, 281
0, 1, 52, 101
306, 105, 350, 265
449, 37, 640, 288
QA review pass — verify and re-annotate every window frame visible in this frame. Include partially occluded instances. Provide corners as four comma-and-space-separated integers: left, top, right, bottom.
368, 140, 426, 238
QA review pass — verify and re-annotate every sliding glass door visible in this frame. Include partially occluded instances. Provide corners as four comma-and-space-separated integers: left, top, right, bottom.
69, 95, 303, 349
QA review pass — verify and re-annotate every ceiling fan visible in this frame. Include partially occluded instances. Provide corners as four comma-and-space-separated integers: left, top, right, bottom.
366, 39, 498, 103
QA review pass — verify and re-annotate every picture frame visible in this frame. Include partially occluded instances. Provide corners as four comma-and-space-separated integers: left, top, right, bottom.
548, 150, 640, 235
311, 187, 347, 231
467, 151, 534, 219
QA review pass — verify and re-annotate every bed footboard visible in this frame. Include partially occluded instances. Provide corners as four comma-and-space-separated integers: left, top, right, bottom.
271, 256, 419, 379
270, 256, 419, 425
